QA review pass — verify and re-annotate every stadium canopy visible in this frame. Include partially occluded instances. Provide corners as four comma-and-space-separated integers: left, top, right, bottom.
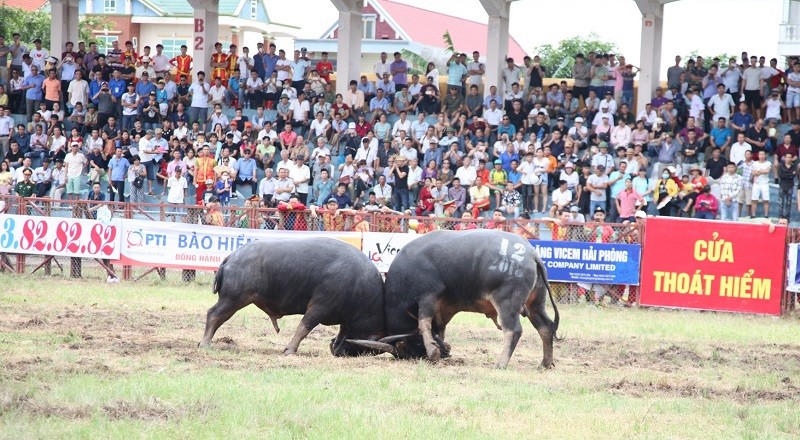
49, 0, 677, 110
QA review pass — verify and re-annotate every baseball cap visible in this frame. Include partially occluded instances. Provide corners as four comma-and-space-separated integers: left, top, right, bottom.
141, 56, 151, 62
348, 122, 356, 129
327, 197, 338, 204
574, 117, 584, 123
635, 211, 647, 219
569, 205, 580, 212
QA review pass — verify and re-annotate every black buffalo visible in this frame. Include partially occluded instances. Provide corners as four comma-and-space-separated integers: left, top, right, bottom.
350, 229, 560, 368
200, 238, 387, 356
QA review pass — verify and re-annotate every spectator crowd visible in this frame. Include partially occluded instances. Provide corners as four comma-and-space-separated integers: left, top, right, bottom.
1, 34, 798, 307
1, 35, 798, 223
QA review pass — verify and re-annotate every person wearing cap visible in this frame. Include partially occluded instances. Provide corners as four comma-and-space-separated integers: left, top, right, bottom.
309, 196, 347, 231
586, 162, 610, 215
135, 55, 155, 81
763, 89, 785, 124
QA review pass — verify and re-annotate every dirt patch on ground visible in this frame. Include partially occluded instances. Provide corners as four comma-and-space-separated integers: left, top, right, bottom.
2, 302, 800, 406
607, 378, 800, 403
0, 393, 215, 421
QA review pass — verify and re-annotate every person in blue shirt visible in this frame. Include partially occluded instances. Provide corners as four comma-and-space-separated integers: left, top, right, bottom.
233, 148, 257, 195
135, 73, 157, 113
227, 69, 243, 108
369, 88, 390, 123
107, 146, 130, 201
108, 69, 127, 113
446, 53, 468, 94
215, 170, 233, 206
708, 117, 733, 159
21, 65, 45, 121
86, 181, 106, 219
88, 70, 103, 105
730, 101, 754, 139
499, 142, 519, 172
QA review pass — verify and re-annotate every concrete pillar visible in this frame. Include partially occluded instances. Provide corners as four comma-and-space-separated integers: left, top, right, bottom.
188, 0, 220, 77
636, 0, 663, 114
50, 0, 80, 57
231, 26, 240, 47
480, 0, 510, 95
334, 7, 363, 95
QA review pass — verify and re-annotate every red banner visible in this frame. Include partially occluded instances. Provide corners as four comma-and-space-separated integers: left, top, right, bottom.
640, 217, 785, 316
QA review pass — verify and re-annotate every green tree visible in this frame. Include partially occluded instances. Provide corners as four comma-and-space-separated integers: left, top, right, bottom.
0, 3, 112, 51
683, 50, 739, 66
400, 49, 427, 76
534, 33, 618, 78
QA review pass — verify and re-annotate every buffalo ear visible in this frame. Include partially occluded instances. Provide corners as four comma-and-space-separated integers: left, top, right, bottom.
346, 339, 398, 356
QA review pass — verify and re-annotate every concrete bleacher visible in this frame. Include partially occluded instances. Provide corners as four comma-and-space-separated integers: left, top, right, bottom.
10, 106, 793, 222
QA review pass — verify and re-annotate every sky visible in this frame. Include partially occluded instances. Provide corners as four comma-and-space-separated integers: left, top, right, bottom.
268, 0, 783, 75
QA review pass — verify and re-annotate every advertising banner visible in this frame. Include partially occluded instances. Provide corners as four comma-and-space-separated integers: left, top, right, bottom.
361, 232, 420, 272
0, 214, 120, 259
786, 243, 800, 293
529, 240, 641, 285
639, 217, 785, 316
117, 219, 361, 270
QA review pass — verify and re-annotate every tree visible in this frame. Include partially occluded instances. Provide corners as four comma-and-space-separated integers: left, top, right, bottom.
682, 50, 739, 67
0, 3, 112, 51
400, 49, 427, 76
533, 34, 618, 78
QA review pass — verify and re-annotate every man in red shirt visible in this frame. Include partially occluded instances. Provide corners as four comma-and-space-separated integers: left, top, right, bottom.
315, 52, 333, 84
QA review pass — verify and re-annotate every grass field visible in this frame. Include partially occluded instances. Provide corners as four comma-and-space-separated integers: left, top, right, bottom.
1, 273, 799, 440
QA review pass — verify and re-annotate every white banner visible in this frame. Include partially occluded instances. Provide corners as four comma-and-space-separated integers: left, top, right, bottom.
117, 219, 361, 270
787, 243, 800, 293
362, 232, 420, 273
0, 214, 121, 259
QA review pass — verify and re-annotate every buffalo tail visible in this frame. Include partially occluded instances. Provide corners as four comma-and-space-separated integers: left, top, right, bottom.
212, 257, 228, 295
536, 256, 560, 339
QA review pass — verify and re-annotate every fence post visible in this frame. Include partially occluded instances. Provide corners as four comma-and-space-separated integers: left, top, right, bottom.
122, 201, 132, 281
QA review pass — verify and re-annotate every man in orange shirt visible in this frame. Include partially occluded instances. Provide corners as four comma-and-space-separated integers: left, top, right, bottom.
123, 41, 138, 65
211, 43, 229, 83
42, 69, 62, 110
194, 145, 217, 204
226, 44, 239, 79
170, 45, 193, 78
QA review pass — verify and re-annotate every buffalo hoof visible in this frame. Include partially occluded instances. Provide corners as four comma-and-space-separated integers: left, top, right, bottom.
427, 347, 441, 363
283, 348, 297, 356
198, 341, 210, 348
538, 361, 555, 370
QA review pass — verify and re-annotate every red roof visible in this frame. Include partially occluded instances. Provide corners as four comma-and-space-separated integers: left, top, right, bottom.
10, 0, 46, 11
377, 0, 528, 60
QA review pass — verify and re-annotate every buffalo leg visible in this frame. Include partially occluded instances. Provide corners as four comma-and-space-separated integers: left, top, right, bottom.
418, 296, 441, 362
527, 307, 556, 369
492, 297, 523, 369
199, 297, 248, 347
283, 311, 322, 355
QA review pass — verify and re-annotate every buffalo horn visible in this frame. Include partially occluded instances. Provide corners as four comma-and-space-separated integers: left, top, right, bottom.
346, 339, 397, 355
378, 333, 415, 344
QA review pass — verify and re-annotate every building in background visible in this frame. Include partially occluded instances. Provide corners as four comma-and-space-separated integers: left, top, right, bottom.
780, 0, 800, 61
295, 0, 527, 78
41, 0, 299, 58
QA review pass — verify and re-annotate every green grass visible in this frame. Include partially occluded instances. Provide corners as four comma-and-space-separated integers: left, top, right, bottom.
1, 274, 799, 440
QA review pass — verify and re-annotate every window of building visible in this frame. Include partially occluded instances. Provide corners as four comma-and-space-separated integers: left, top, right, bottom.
161, 39, 188, 59
250, 0, 258, 19
96, 35, 118, 52
363, 15, 376, 39
103, 0, 116, 13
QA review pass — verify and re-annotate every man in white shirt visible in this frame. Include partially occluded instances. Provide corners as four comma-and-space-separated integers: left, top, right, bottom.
707, 84, 735, 123
309, 111, 331, 139
289, 155, 311, 203
166, 167, 188, 208
354, 138, 377, 166
500, 58, 522, 95
466, 51, 485, 91
729, 132, 752, 166
289, 93, 311, 135
66, 70, 88, 112
189, 71, 210, 132
63, 142, 87, 200
392, 111, 411, 138
374, 52, 390, 79
275, 49, 292, 83
741, 57, 763, 119
455, 157, 477, 186
151, 44, 171, 78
